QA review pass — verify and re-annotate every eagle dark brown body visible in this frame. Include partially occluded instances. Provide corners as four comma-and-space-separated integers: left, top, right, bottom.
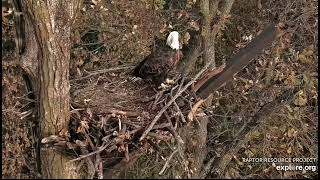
133, 46, 183, 86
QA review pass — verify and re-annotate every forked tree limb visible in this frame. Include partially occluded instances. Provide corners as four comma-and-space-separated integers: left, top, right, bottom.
209, 0, 220, 19
200, 0, 235, 68
211, 0, 235, 37
180, 1, 235, 79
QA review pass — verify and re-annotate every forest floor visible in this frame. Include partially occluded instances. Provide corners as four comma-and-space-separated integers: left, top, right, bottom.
2, 0, 318, 179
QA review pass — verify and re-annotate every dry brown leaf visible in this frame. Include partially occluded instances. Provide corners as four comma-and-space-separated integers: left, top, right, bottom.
91, 55, 100, 62
183, 32, 191, 45
293, 91, 308, 106
298, 46, 315, 64
189, 20, 200, 31
285, 72, 300, 86
287, 128, 297, 138
287, 146, 292, 154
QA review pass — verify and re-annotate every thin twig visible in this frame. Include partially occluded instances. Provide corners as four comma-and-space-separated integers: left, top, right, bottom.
167, 115, 190, 176
69, 142, 109, 162
151, 90, 165, 110
71, 65, 134, 82
147, 132, 170, 141
20, 109, 33, 119
169, 85, 187, 123
159, 149, 178, 175
147, 139, 161, 152
167, 126, 184, 145
178, 76, 185, 92
124, 144, 130, 162
96, 154, 103, 179
128, 127, 143, 135
106, 109, 139, 117
152, 122, 171, 130
173, 101, 186, 123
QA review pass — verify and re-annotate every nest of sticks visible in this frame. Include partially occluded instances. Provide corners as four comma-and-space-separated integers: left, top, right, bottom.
41, 67, 206, 178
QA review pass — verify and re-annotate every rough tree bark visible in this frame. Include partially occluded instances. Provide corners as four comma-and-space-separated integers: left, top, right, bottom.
20, 0, 82, 178
200, 0, 235, 68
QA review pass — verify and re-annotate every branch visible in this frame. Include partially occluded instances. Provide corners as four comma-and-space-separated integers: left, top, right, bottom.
209, 0, 220, 19
200, 0, 212, 26
192, 63, 225, 93
69, 142, 110, 162
159, 149, 178, 175
201, 0, 235, 67
200, 0, 215, 67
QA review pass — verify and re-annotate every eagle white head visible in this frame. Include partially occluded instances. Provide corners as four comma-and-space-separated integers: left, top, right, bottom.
166, 31, 180, 50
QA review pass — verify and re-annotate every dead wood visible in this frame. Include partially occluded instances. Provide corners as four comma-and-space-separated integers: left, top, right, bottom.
187, 99, 205, 122
106, 109, 140, 117
192, 63, 225, 92
69, 142, 110, 163
159, 149, 179, 175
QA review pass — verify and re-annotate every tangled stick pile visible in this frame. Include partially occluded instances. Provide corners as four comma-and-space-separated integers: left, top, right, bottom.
41, 66, 207, 178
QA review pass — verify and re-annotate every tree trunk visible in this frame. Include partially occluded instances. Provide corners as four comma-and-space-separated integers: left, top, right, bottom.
21, 0, 82, 178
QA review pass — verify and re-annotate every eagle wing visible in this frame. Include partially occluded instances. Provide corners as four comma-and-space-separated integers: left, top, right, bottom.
133, 48, 181, 85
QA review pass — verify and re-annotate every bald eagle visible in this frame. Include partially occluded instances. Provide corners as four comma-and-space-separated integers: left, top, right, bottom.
133, 31, 183, 87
